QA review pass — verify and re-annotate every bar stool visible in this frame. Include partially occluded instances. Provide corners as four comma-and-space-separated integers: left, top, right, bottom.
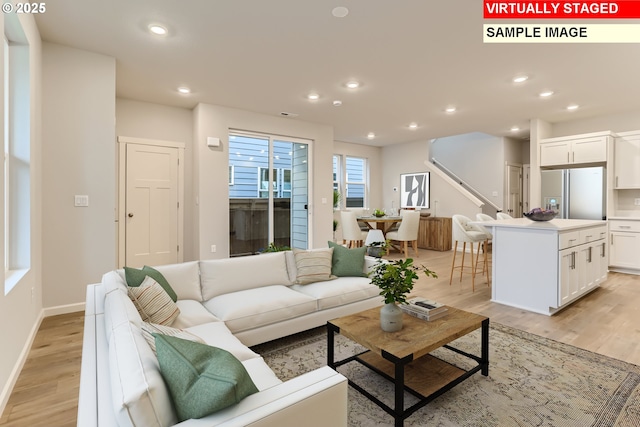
496, 212, 513, 220
475, 213, 494, 280
450, 214, 491, 291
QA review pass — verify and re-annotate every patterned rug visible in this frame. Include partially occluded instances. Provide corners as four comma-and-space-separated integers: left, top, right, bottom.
252, 323, 640, 426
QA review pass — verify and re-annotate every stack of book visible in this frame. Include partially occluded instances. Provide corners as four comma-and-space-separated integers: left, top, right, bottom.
400, 297, 448, 321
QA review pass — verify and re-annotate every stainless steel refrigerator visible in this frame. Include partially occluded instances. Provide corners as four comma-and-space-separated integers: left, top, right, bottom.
540, 166, 606, 220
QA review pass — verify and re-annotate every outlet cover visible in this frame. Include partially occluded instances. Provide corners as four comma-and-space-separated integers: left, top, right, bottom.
74, 195, 89, 207
635, 198, 640, 206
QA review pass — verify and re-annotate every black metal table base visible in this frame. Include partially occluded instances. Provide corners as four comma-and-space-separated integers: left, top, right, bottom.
327, 319, 489, 427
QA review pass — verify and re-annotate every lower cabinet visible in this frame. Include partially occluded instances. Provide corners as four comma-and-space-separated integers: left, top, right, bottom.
558, 230, 607, 308
609, 231, 640, 270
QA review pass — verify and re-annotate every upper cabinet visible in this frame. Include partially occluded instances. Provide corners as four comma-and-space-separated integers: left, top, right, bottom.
614, 131, 640, 189
540, 132, 611, 167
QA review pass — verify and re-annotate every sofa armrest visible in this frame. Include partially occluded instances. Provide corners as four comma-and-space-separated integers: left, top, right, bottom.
174, 366, 348, 427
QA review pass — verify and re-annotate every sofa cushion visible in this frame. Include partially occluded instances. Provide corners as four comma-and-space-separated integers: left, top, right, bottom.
155, 335, 259, 422
291, 276, 380, 310
328, 241, 367, 277
203, 285, 317, 333
172, 300, 221, 329
140, 322, 205, 355
152, 261, 203, 302
241, 357, 283, 391
200, 252, 291, 300
184, 322, 260, 362
293, 248, 336, 285
109, 322, 177, 427
128, 276, 180, 326
125, 266, 178, 302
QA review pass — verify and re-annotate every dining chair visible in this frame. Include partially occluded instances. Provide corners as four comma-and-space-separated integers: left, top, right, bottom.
340, 210, 368, 248
450, 214, 491, 291
385, 210, 420, 258
496, 212, 513, 220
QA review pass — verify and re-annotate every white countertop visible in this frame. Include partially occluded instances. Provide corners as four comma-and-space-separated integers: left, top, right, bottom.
477, 218, 606, 231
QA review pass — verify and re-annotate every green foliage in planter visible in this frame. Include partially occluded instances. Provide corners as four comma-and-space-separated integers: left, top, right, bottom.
333, 219, 339, 232
333, 190, 341, 209
370, 258, 437, 305
262, 242, 291, 252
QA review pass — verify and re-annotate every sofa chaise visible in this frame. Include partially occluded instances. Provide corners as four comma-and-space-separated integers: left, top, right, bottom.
78, 249, 383, 426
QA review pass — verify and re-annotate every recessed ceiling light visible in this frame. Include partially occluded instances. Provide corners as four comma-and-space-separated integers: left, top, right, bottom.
539, 90, 554, 97
149, 24, 168, 36
333, 100, 342, 106
513, 75, 528, 83
177, 87, 190, 94
307, 93, 320, 100
511, 126, 520, 132
409, 122, 418, 129
367, 132, 375, 139
332, 6, 349, 18
346, 81, 360, 89
445, 107, 457, 113
567, 104, 579, 110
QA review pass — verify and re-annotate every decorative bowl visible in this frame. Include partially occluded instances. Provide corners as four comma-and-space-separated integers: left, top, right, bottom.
523, 210, 557, 221
372, 210, 385, 218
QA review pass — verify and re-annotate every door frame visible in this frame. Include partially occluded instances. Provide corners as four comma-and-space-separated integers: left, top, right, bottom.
117, 136, 185, 268
504, 162, 523, 218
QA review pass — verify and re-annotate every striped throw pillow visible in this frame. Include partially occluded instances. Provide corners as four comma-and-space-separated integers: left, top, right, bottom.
128, 276, 180, 326
293, 248, 337, 285
140, 322, 205, 355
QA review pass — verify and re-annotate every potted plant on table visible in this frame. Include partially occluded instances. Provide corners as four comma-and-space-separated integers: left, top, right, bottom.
370, 258, 437, 332
366, 239, 389, 258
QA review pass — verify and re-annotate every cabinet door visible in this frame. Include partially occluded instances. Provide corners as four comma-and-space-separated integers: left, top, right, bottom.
559, 248, 578, 306
572, 137, 607, 164
594, 240, 608, 286
540, 141, 571, 167
576, 244, 594, 293
614, 137, 640, 188
609, 232, 640, 269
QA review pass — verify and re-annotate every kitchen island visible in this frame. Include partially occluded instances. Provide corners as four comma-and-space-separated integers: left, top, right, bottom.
481, 218, 608, 315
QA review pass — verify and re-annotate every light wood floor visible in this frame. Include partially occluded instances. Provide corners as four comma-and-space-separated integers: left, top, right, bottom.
2, 248, 640, 426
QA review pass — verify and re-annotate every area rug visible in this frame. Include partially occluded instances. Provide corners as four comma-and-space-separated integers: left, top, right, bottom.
252, 323, 640, 426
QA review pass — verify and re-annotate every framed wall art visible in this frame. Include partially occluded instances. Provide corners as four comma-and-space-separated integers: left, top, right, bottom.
400, 172, 430, 209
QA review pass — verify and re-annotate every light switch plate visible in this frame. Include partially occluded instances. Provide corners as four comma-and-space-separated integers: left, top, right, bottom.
75, 195, 89, 207
635, 198, 640, 206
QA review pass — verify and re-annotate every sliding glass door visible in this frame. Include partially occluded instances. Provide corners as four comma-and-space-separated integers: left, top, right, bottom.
228, 132, 310, 256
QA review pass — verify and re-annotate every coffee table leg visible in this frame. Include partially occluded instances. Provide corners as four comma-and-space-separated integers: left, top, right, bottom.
327, 322, 336, 369
481, 318, 489, 376
394, 361, 405, 427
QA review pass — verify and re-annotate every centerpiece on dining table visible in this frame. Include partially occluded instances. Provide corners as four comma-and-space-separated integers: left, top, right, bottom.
372, 209, 386, 218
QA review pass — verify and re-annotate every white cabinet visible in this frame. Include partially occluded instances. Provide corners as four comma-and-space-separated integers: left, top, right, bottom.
540, 133, 609, 167
609, 220, 640, 270
557, 225, 608, 308
614, 134, 640, 188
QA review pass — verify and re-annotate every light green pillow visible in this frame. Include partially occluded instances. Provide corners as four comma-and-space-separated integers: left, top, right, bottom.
328, 241, 367, 277
124, 265, 178, 302
293, 247, 337, 285
155, 334, 259, 422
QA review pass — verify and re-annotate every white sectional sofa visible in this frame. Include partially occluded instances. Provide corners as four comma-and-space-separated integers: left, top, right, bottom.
79, 250, 383, 427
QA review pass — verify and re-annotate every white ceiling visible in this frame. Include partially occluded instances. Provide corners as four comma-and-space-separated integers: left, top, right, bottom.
34, 0, 640, 146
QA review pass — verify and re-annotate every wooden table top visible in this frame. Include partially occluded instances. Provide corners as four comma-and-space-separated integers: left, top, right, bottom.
329, 306, 488, 360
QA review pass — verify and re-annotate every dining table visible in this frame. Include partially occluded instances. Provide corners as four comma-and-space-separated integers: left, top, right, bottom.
356, 215, 403, 234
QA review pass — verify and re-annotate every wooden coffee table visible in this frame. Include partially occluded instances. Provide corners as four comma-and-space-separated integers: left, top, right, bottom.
327, 306, 489, 427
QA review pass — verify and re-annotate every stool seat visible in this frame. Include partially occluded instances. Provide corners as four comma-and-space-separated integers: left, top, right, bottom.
450, 214, 490, 291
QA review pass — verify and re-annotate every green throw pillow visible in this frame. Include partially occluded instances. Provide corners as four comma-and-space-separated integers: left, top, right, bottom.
328, 241, 367, 277
124, 265, 178, 302
154, 334, 259, 421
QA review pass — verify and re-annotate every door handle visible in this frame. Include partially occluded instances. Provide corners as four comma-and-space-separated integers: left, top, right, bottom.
128, 213, 134, 218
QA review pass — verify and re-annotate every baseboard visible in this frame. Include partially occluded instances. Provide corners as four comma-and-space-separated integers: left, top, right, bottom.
0, 308, 44, 417
43, 302, 85, 317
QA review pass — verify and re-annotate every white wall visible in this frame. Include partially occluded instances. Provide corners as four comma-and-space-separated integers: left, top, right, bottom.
193, 103, 334, 259
115, 98, 195, 261
551, 109, 640, 137
41, 43, 116, 308
0, 13, 42, 415
382, 139, 482, 220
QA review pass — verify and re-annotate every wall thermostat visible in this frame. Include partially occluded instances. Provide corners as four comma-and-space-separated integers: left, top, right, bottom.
207, 137, 221, 147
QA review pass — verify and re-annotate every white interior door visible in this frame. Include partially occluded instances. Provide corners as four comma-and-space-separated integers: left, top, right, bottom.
506, 164, 523, 217
125, 143, 179, 267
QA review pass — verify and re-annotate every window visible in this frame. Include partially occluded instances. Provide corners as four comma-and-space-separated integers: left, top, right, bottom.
332, 155, 367, 209
4, 18, 31, 294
